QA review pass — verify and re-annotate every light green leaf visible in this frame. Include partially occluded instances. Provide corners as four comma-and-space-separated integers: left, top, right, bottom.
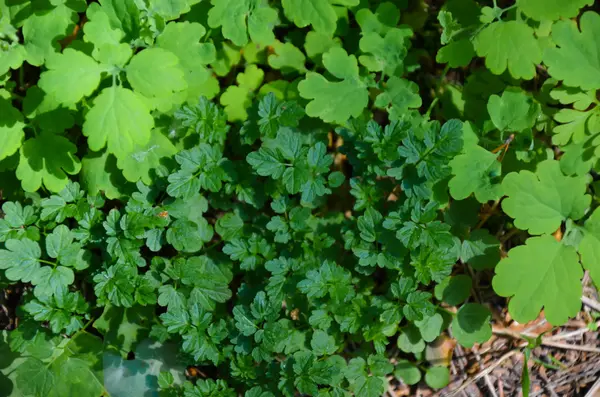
0, 238, 41, 283
474, 21, 542, 80
80, 150, 132, 200
22, 5, 76, 66
544, 12, 600, 91
298, 47, 368, 124
38, 49, 105, 107
16, 133, 81, 193
358, 28, 411, 76
394, 360, 421, 385
425, 366, 449, 389
487, 89, 540, 132
501, 160, 590, 235
355, 2, 400, 35
519, 0, 593, 22
282, 0, 337, 35
220, 65, 264, 122
208, 0, 278, 46
156, 22, 219, 101
449, 145, 501, 202
0, 97, 25, 161
374, 76, 422, 117
268, 41, 307, 74
116, 130, 177, 184
493, 235, 583, 325
126, 48, 187, 99
83, 86, 154, 160
578, 208, 600, 286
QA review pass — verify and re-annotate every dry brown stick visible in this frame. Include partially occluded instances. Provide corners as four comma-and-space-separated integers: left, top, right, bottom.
581, 295, 600, 312
585, 376, 600, 397
445, 350, 520, 397
544, 321, 600, 341
492, 327, 600, 353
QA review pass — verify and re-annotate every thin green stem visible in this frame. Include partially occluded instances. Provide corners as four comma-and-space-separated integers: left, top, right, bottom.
38, 258, 58, 266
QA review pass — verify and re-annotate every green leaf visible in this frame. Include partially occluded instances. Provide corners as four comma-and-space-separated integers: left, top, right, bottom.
282, 0, 337, 35
38, 49, 104, 107
94, 304, 153, 355
16, 132, 81, 193
425, 366, 449, 389
0, 98, 25, 162
149, 0, 199, 20
268, 41, 307, 74
0, 238, 41, 283
221, 65, 265, 122
116, 130, 177, 184
394, 360, 421, 386
22, 5, 77, 66
493, 235, 583, 325
374, 77, 422, 117
487, 89, 540, 132
156, 22, 219, 101
358, 28, 411, 76
519, 0, 593, 21
83, 86, 154, 161
208, 0, 278, 46
451, 303, 492, 348
461, 230, 500, 270
578, 208, 600, 287
298, 47, 369, 124
434, 275, 471, 306
502, 160, 591, 235
80, 150, 133, 200
449, 145, 502, 203
355, 2, 400, 35
166, 218, 213, 253
310, 330, 337, 356
126, 48, 187, 99
474, 21, 542, 80
544, 12, 600, 91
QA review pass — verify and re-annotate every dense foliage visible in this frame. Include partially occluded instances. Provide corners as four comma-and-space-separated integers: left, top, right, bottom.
1, 0, 599, 395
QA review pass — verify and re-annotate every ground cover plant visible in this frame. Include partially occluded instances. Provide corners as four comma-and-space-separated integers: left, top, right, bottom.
1, 0, 600, 396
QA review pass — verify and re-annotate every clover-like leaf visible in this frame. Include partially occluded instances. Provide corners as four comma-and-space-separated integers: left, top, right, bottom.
519, 0, 593, 21
299, 47, 369, 124
83, 86, 154, 160
544, 11, 600, 91
578, 208, 600, 286
38, 49, 105, 107
16, 132, 81, 193
493, 235, 583, 325
502, 160, 590, 235
474, 21, 542, 80
282, 0, 337, 35
208, 0, 278, 47
0, 97, 25, 162
449, 144, 501, 203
